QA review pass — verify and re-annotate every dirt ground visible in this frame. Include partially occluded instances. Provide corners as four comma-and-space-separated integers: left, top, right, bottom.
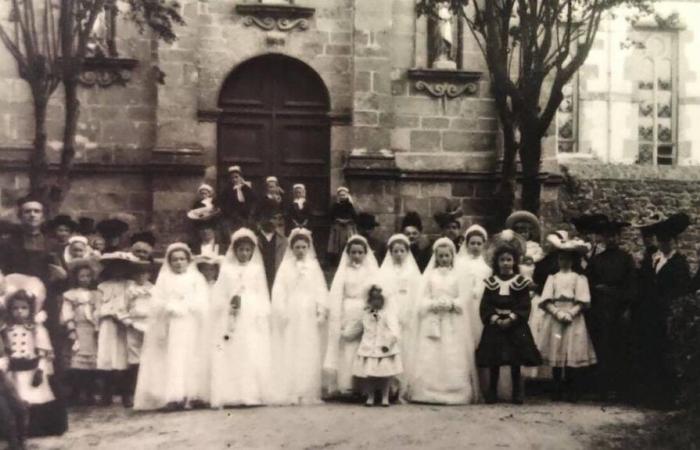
27, 400, 648, 450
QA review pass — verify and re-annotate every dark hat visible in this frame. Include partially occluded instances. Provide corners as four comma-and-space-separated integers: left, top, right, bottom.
47, 214, 78, 231
77, 217, 96, 236
187, 205, 221, 222
130, 231, 157, 248
434, 206, 463, 229
571, 213, 609, 234
650, 213, 690, 240
401, 211, 423, 232
96, 218, 129, 240
357, 213, 380, 230
588, 215, 630, 234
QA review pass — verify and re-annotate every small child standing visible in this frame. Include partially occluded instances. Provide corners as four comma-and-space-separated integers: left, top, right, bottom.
326, 187, 357, 265
536, 237, 597, 401
96, 252, 136, 407
350, 286, 402, 407
0, 330, 28, 449
1, 290, 66, 436
61, 259, 100, 405
121, 261, 153, 407
476, 231, 543, 404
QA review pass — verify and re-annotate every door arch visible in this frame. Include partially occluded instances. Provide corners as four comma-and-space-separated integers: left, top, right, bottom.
217, 54, 331, 221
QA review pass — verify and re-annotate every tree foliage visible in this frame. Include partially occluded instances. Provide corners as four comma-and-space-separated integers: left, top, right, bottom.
419, 0, 652, 218
0, 0, 183, 211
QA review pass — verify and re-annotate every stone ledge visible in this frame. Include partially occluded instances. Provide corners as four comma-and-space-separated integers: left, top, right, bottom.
235, 2, 315, 32
78, 57, 139, 88
407, 68, 483, 100
562, 162, 700, 182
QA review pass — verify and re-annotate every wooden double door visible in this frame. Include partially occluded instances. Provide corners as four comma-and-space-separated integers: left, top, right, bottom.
217, 54, 331, 245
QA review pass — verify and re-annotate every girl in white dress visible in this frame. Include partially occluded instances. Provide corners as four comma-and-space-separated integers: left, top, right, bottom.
536, 238, 597, 401
270, 228, 328, 405
378, 234, 420, 399
410, 238, 480, 405
134, 243, 208, 411
457, 224, 492, 347
323, 235, 379, 397
209, 228, 272, 407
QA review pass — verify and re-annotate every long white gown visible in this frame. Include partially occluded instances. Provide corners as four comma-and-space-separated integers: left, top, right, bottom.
410, 244, 480, 405
270, 231, 328, 405
456, 253, 492, 348
378, 240, 421, 397
323, 235, 379, 396
134, 245, 208, 410
209, 232, 272, 407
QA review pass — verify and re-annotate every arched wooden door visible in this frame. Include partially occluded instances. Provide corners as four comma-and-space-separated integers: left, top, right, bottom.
217, 54, 331, 246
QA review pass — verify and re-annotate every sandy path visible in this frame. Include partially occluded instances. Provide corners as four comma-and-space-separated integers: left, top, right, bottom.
28, 400, 646, 450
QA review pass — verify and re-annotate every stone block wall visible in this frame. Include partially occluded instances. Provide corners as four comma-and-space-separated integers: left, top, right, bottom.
557, 163, 700, 272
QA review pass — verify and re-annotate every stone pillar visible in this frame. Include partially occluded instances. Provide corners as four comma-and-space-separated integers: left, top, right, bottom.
153, 0, 201, 154
352, 0, 394, 151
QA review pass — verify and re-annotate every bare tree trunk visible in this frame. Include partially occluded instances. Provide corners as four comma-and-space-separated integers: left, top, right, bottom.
495, 118, 518, 227
29, 93, 50, 201
56, 78, 80, 207
519, 132, 543, 214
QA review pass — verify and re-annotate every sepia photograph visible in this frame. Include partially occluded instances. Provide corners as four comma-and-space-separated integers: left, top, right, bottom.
0, 0, 699, 448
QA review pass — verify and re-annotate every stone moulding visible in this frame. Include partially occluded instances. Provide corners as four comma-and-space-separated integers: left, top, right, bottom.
407, 68, 483, 100
235, 3, 315, 32
77, 57, 138, 88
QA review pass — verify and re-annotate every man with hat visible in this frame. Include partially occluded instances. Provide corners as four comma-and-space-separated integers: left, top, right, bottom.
357, 212, 385, 264
584, 215, 636, 402
256, 207, 287, 292
642, 213, 691, 408
401, 211, 431, 272
216, 165, 257, 232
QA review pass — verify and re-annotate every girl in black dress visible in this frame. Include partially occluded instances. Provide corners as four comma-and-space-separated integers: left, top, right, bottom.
476, 231, 542, 404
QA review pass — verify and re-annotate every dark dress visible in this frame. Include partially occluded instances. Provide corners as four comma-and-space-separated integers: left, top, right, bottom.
410, 239, 432, 273
585, 245, 636, 398
287, 199, 311, 230
216, 183, 257, 231
476, 275, 543, 367
363, 233, 386, 266
644, 252, 690, 406
326, 200, 357, 256
0, 342, 27, 446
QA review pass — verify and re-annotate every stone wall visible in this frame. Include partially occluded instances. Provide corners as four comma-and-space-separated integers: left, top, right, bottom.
557, 163, 700, 272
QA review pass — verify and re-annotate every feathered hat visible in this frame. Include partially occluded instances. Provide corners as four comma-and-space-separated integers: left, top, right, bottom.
649, 212, 691, 241
433, 205, 463, 229
546, 230, 591, 255
96, 218, 129, 240
47, 214, 78, 232
77, 217, 96, 236
401, 211, 423, 232
571, 213, 609, 234
357, 213, 380, 231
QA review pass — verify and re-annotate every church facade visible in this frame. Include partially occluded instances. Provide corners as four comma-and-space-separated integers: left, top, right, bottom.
1, 0, 699, 247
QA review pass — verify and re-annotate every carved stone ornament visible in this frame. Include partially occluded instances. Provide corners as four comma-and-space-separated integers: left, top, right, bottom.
407, 68, 482, 102
78, 57, 138, 88
235, 3, 315, 32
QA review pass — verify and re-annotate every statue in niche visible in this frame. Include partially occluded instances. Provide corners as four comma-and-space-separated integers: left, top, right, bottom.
432, 1, 456, 69
86, 2, 118, 58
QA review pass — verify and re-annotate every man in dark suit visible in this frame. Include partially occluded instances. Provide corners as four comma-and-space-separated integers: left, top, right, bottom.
256, 209, 287, 292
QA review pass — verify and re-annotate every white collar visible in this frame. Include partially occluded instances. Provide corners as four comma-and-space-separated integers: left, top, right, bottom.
653, 250, 676, 273
262, 231, 275, 242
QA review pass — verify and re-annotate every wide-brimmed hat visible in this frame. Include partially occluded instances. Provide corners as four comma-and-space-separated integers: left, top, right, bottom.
401, 211, 423, 231
649, 213, 690, 240
194, 254, 221, 268
434, 206, 463, 229
47, 214, 78, 232
631, 211, 668, 230
100, 251, 140, 263
96, 218, 129, 240
130, 231, 157, 248
66, 257, 102, 275
547, 230, 591, 254
505, 210, 541, 241
357, 213, 380, 230
571, 214, 609, 234
588, 215, 631, 234
187, 205, 221, 222
77, 217, 96, 236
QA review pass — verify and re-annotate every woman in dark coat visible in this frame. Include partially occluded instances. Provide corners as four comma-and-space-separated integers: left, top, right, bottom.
476, 232, 542, 404
216, 165, 257, 232
644, 213, 691, 408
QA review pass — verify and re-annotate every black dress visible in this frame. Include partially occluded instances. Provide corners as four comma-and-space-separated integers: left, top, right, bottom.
476, 275, 542, 367
410, 239, 432, 273
216, 183, 257, 230
585, 245, 636, 398
287, 199, 311, 229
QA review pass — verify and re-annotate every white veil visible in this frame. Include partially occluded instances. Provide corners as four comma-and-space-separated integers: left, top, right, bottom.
323, 234, 379, 374
271, 228, 328, 326
379, 234, 421, 316
134, 242, 207, 410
